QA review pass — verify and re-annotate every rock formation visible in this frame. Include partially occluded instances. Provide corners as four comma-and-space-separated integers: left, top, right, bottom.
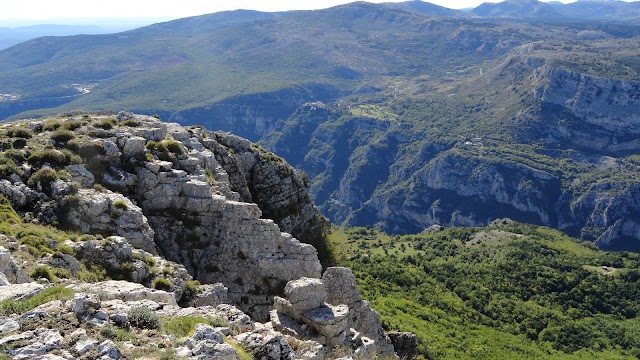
0, 112, 399, 359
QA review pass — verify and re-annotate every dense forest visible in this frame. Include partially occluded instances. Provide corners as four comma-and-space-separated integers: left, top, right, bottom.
329, 222, 640, 359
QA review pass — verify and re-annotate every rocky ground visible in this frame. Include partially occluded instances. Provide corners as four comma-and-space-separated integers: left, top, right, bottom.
0, 112, 406, 359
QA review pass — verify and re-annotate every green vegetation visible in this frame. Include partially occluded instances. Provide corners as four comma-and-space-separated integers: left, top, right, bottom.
128, 306, 161, 330
113, 200, 128, 210
330, 224, 640, 359
152, 278, 173, 291
162, 316, 228, 337
29, 265, 55, 282
50, 129, 75, 143
0, 286, 74, 316
226, 339, 253, 360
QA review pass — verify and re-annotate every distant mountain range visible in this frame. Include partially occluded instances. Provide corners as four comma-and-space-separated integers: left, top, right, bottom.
1, 1, 640, 250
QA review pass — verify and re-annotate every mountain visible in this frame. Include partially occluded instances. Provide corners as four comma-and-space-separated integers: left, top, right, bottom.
382, 0, 471, 17
0, 21, 166, 51
0, 2, 639, 249
472, 0, 564, 18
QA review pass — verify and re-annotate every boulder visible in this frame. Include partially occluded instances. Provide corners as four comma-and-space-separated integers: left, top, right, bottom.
72, 293, 101, 319
0, 282, 45, 301
67, 280, 177, 306
0, 246, 31, 284
97, 340, 121, 359
285, 278, 327, 312
8, 329, 64, 358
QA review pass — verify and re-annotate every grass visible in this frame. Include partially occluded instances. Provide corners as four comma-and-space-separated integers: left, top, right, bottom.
162, 316, 228, 337
225, 339, 253, 360
0, 286, 74, 316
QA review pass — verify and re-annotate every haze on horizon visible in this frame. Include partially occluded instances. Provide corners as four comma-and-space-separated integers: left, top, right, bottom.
0, 0, 605, 25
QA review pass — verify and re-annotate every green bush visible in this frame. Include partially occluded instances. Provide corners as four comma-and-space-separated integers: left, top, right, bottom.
95, 119, 116, 130
77, 264, 107, 283
30, 265, 55, 281
51, 130, 76, 143
27, 149, 71, 167
3, 149, 26, 163
56, 244, 75, 255
164, 140, 184, 155
153, 278, 173, 291
128, 306, 161, 330
27, 168, 65, 191
51, 267, 71, 279
145, 256, 156, 267
43, 120, 62, 131
12, 138, 27, 149
146, 141, 168, 153
6, 127, 33, 139
0, 194, 21, 224
185, 280, 201, 294
121, 120, 139, 127
61, 121, 83, 131
113, 200, 128, 210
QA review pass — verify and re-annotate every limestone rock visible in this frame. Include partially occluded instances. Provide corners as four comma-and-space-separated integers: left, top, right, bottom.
67, 280, 177, 306
8, 329, 64, 359
388, 332, 419, 360
72, 293, 101, 319
195, 283, 229, 307
74, 337, 99, 356
285, 277, 327, 312
301, 304, 350, 345
0, 317, 19, 334
97, 340, 121, 359
0, 246, 31, 284
0, 282, 45, 301
61, 190, 157, 254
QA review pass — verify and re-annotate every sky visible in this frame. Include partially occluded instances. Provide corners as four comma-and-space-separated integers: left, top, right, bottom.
0, 0, 584, 23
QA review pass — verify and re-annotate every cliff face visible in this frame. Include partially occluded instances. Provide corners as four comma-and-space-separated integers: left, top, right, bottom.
531, 66, 640, 154
260, 62, 640, 250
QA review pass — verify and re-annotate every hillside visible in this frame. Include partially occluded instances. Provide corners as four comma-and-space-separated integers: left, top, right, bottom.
0, 112, 400, 359
1, 2, 640, 249
329, 223, 640, 359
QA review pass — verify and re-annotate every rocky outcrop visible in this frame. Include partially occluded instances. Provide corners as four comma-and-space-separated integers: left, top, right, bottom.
271, 267, 398, 359
0, 113, 400, 358
0, 246, 31, 284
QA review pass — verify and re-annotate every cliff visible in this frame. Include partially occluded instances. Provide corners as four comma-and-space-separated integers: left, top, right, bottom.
0, 112, 398, 359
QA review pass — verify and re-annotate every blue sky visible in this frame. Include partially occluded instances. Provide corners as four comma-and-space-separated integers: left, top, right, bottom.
0, 0, 584, 22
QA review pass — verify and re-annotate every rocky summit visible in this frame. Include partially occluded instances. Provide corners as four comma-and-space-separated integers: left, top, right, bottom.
0, 112, 399, 359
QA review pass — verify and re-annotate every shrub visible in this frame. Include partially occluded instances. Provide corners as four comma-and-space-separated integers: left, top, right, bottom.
27, 149, 69, 167
185, 280, 201, 294
164, 140, 184, 155
51, 130, 76, 143
128, 306, 161, 329
146, 141, 168, 153
153, 278, 173, 291
43, 120, 62, 131
145, 256, 156, 267
4, 149, 25, 163
61, 121, 83, 131
113, 200, 128, 210
75, 141, 106, 159
95, 119, 116, 130
6, 128, 33, 139
56, 244, 75, 255
12, 138, 27, 149
51, 267, 71, 279
121, 119, 139, 127
77, 264, 107, 283
0, 194, 21, 224
27, 168, 63, 190
30, 265, 55, 282
100, 326, 130, 341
